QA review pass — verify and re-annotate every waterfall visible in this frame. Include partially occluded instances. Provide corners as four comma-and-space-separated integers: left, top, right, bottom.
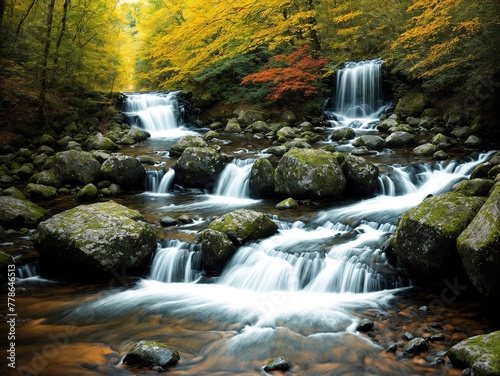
150, 240, 202, 283
145, 168, 175, 194
122, 91, 185, 137
16, 262, 39, 279
326, 58, 387, 129
213, 158, 254, 198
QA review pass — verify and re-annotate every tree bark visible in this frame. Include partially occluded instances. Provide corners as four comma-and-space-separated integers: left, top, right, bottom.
38, 0, 56, 124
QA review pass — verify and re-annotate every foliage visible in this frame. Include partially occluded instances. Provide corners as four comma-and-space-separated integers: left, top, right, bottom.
241, 46, 328, 100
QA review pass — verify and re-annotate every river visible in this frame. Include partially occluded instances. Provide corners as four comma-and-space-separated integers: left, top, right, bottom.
2, 60, 499, 376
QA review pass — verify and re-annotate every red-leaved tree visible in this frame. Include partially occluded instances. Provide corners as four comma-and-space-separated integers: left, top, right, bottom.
241, 46, 328, 100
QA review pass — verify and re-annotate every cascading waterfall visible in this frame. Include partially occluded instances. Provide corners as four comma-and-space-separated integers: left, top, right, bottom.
325, 58, 388, 129
122, 91, 185, 137
213, 158, 255, 198
150, 240, 202, 283
145, 168, 176, 194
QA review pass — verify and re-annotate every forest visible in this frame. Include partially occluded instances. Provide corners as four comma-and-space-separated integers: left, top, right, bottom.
0, 0, 498, 124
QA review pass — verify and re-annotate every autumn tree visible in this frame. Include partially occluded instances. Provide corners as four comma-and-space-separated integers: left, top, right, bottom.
241, 45, 328, 101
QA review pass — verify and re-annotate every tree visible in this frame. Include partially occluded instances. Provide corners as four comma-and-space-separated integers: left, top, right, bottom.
38, 0, 56, 123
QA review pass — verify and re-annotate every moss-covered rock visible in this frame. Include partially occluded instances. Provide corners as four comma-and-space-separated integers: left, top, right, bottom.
76, 183, 99, 202
448, 331, 500, 376
198, 229, 236, 275
124, 340, 180, 372
276, 197, 298, 210
342, 154, 379, 196
394, 92, 430, 118
451, 178, 494, 197
208, 209, 278, 246
352, 135, 386, 150
0, 196, 49, 230
394, 192, 485, 284
274, 147, 346, 199
457, 186, 500, 298
101, 155, 145, 190
173, 147, 226, 189
86, 132, 119, 151
23, 183, 58, 201
249, 156, 276, 199
32, 201, 157, 281
52, 150, 101, 186
169, 135, 208, 157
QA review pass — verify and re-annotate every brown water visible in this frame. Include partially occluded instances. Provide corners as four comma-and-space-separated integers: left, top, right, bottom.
1, 129, 499, 376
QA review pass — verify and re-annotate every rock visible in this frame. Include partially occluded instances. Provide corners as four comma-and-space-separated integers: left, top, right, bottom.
249, 157, 276, 198
394, 192, 485, 284
76, 183, 99, 202
236, 109, 266, 125
281, 110, 297, 125
173, 147, 226, 189
342, 154, 379, 196
276, 126, 296, 140
464, 135, 482, 148
126, 127, 150, 142
3, 187, 26, 199
451, 179, 493, 197
412, 143, 437, 156
433, 150, 449, 160
169, 135, 208, 157
263, 357, 290, 372
352, 135, 386, 150
32, 201, 157, 281
86, 132, 119, 151
457, 186, 500, 298
274, 147, 346, 199
0, 196, 49, 230
385, 131, 417, 147
394, 92, 430, 118
23, 183, 58, 200
101, 155, 145, 190
403, 337, 430, 354
0, 251, 14, 282
29, 169, 62, 188
224, 118, 241, 133
451, 126, 473, 140
198, 229, 236, 275
331, 127, 356, 140
356, 319, 374, 332
52, 150, 101, 186
160, 216, 178, 227
276, 197, 298, 210
208, 209, 278, 246
246, 120, 269, 134
447, 331, 500, 375
124, 340, 179, 372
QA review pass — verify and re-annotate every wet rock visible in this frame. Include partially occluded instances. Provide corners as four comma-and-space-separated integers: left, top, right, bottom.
451, 178, 493, 197
412, 143, 437, 156
464, 135, 482, 148
160, 216, 178, 227
457, 186, 500, 298
198, 229, 236, 275
208, 209, 278, 246
0, 196, 49, 230
29, 169, 62, 188
101, 155, 145, 190
427, 333, 445, 342
126, 126, 150, 142
394, 92, 430, 118
276, 197, 298, 210
169, 135, 208, 157
124, 340, 180, 372
249, 157, 276, 198
173, 147, 226, 188
352, 135, 386, 150
432, 150, 449, 160
76, 183, 99, 202
331, 127, 356, 140
263, 357, 290, 372
394, 192, 485, 284
342, 154, 379, 196
52, 150, 101, 186
275, 147, 346, 199
403, 337, 429, 354
224, 118, 241, 133
448, 331, 500, 375
356, 319, 374, 332
86, 132, 119, 151
385, 131, 417, 147
33, 201, 157, 281
23, 183, 58, 200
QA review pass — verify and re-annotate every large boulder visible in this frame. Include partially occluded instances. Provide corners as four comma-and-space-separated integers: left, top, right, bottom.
274, 147, 346, 199
197, 229, 236, 275
457, 186, 500, 298
173, 147, 226, 189
52, 150, 101, 186
208, 209, 278, 246
249, 157, 276, 198
32, 201, 157, 281
169, 135, 208, 157
342, 154, 379, 196
352, 135, 386, 150
394, 192, 485, 284
23, 183, 58, 201
448, 331, 500, 375
0, 196, 49, 230
101, 155, 145, 190
394, 92, 430, 118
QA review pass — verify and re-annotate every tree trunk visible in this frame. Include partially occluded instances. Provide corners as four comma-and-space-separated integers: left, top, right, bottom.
0, 0, 5, 30
38, 0, 56, 124
54, 0, 71, 65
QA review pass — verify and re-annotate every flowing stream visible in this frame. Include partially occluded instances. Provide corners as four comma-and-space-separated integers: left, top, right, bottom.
5, 63, 499, 376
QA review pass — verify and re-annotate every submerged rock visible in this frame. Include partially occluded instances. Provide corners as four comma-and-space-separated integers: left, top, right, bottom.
33, 201, 157, 281
124, 340, 180, 372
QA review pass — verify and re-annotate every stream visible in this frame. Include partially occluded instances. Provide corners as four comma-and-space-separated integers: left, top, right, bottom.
2, 60, 499, 376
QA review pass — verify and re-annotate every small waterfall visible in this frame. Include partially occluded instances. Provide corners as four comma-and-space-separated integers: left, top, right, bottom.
326, 58, 387, 129
214, 159, 254, 198
16, 262, 39, 279
145, 168, 175, 194
123, 91, 184, 136
150, 240, 202, 283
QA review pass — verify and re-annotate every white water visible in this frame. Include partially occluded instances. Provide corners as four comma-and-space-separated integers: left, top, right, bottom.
150, 240, 201, 283
145, 168, 175, 194
326, 58, 388, 129
213, 158, 254, 198
123, 91, 198, 138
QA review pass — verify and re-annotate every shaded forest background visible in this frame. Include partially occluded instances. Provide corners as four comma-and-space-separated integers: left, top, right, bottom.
0, 0, 498, 130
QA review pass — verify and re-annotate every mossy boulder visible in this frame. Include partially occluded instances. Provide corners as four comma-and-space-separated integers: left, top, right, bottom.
29, 169, 62, 188
394, 92, 430, 118
331, 127, 355, 141
173, 147, 226, 189
448, 331, 500, 376
394, 192, 485, 284
224, 118, 241, 133
32, 201, 157, 281
342, 154, 379, 196
169, 135, 208, 157
198, 229, 236, 275
249, 157, 276, 198
352, 135, 386, 150
100, 155, 145, 190
451, 178, 494, 197
457, 186, 500, 298
276, 197, 298, 210
126, 127, 150, 143
0, 196, 49, 230
124, 340, 180, 372
76, 183, 99, 202
23, 183, 58, 201
86, 132, 119, 151
208, 209, 278, 246
52, 150, 101, 186
274, 147, 346, 199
